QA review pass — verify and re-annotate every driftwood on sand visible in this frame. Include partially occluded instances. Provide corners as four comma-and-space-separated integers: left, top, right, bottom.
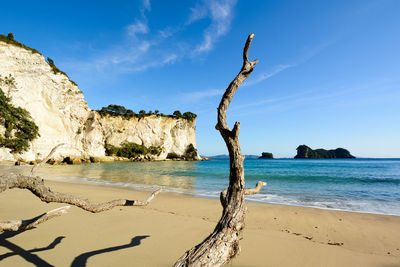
174, 33, 267, 266
0, 144, 161, 232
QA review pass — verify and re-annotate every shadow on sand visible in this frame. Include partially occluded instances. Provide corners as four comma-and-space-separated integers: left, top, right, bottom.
70, 235, 150, 267
1, 230, 149, 267
0, 230, 65, 267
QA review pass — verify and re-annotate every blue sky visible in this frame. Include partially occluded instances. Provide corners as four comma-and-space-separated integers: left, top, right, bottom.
2, 0, 400, 157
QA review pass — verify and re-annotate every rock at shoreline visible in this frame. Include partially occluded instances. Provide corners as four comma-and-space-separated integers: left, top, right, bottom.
90, 156, 115, 163
294, 145, 355, 159
62, 157, 82, 165
259, 152, 273, 159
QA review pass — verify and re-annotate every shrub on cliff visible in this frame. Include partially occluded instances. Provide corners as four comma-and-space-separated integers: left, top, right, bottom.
7, 33, 14, 40
182, 112, 197, 121
0, 33, 41, 54
97, 105, 197, 121
173, 110, 182, 117
0, 75, 40, 153
184, 143, 198, 159
105, 142, 162, 158
45, 57, 77, 86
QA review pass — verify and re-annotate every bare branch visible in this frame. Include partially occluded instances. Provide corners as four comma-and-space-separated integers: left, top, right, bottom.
0, 173, 161, 213
30, 143, 65, 176
216, 33, 258, 134
0, 206, 70, 232
243, 33, 255, 64
245, 181, 267, 195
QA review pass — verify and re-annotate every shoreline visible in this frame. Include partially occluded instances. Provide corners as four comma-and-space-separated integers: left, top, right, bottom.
1, 160, 399, 217
35, 172, 400, 217
1, 177, 399, 266
50, 174, 400, 218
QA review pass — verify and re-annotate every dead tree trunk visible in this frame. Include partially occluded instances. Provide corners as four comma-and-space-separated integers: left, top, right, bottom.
174, 34, 265, 266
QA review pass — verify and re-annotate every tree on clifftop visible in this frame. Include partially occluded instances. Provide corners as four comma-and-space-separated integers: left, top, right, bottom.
7, 32, 14, 40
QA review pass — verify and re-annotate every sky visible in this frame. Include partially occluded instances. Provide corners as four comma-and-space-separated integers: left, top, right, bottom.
1, 0, 400, 158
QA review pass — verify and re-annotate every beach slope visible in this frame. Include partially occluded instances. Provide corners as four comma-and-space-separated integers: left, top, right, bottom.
0, 180, 399, 266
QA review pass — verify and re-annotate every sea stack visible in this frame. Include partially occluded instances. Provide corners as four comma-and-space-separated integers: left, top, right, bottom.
259, 152, 274, 159
294, 145, 355, 159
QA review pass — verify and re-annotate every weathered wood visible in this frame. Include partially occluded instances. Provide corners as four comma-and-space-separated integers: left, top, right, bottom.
0, 173, 161, 213
245, 181, 267, 195
0, 206, 70, 232
0, 144, 161, 233
30, 143, 65, 176
174, 33, 266, 266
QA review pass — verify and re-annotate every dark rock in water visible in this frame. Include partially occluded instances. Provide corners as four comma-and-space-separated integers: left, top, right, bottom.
259, 152, 274, 159
294, 145, 355, 159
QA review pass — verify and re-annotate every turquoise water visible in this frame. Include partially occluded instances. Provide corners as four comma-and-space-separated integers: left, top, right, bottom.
2, 158, 400, 215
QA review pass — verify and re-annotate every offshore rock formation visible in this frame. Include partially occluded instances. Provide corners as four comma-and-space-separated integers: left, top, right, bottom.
258, 152, 273, 159
0, 36, 198, 162
294, 145, 355, 159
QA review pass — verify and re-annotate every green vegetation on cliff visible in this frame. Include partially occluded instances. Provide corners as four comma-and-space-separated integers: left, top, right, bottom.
167, 144, 198, 160
97, 104, 197, 121
0, 74, 39, 153
294, 145, 355, 159
46, 57, 77, 86
0, 33, 41, 55
1, 32, 77, 86
105, 142, 162, 158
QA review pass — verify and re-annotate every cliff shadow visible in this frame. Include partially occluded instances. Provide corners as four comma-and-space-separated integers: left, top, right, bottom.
70, 235, 150, 267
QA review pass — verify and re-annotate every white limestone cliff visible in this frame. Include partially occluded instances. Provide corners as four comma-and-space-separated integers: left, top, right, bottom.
99, 114, 198, 159
0, 40, 198, 162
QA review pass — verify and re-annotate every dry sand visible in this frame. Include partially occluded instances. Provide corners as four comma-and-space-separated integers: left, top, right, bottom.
1, 179, 399, 266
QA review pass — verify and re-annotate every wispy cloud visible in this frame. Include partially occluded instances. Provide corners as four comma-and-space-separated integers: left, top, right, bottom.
187, 3, 208, 24
124, 54, 178, 72
244, 64, 294, 87
63, 0, 238, 75
188, 0, 237, 53
126, 20, 149, 38
142, 0, 151, 12
182, 88, 224, 102
230, 78, 400, 117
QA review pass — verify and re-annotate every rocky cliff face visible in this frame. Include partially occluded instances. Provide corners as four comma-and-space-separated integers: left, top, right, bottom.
99, 114, 198, 159
0, 39, 198, 161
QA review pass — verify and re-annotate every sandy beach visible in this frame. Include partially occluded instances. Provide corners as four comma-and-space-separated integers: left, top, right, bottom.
1, 178, 399, 267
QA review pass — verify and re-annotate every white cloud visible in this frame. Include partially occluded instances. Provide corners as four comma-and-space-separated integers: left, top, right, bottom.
188, 0, 237, 53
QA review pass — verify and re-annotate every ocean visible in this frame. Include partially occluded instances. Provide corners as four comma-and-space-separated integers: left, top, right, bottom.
2, 158, 400, 216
